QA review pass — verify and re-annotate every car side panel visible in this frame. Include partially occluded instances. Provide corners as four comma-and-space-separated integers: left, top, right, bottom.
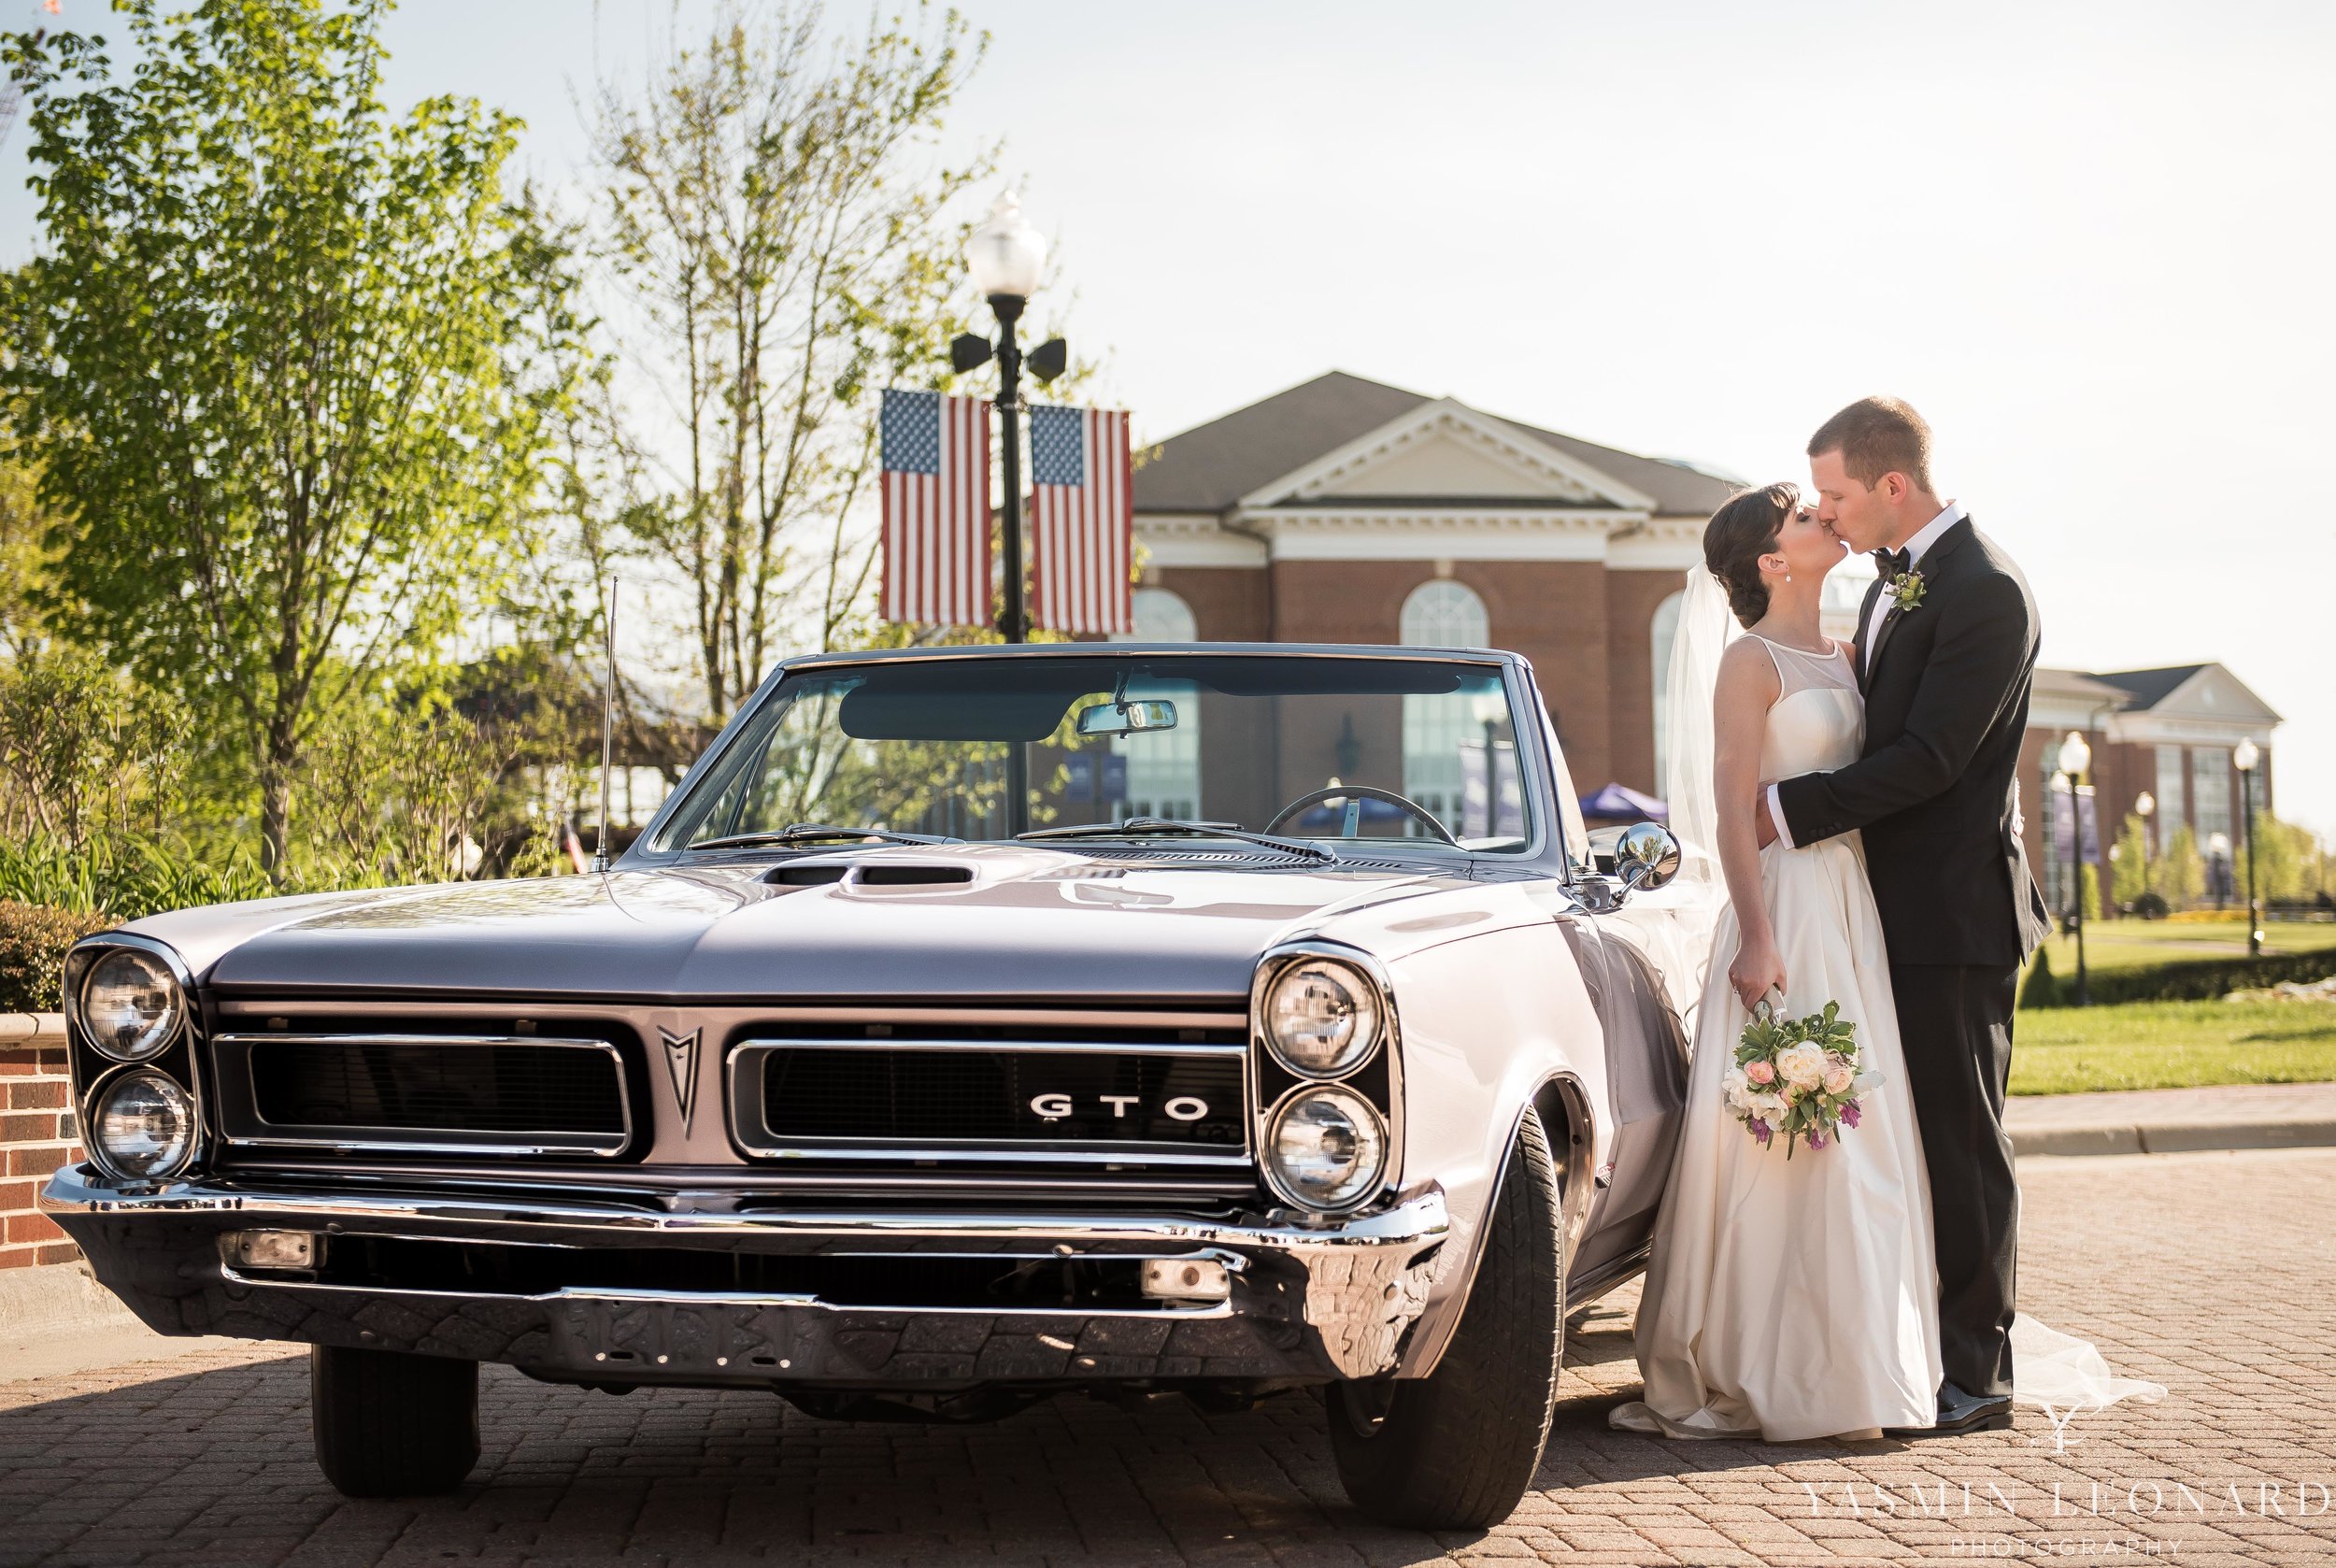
1355, 919, 1609, 1377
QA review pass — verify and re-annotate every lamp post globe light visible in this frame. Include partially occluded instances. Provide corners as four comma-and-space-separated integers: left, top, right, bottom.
2134, 789, 2155, 893
951, 191, 1068, 834
2235, 737, 2262, 957
2058, 730, 2092, 1006
965, 189, 1047, 301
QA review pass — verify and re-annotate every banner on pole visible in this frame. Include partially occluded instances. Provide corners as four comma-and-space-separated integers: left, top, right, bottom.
1029, 404, 1133, 635
880, 389, 991, 629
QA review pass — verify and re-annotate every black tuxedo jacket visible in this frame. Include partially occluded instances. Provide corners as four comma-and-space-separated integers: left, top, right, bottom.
1775, 517, 2053, 968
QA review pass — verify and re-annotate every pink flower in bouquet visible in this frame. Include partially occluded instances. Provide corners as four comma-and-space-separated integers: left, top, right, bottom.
1749, 1119, 1773, 1147
1841, 1101, 1862, 1129
1822, 1060, 1855, 1095
1745, 1060, 1775, 1086
1806, 1130, 1829, 1150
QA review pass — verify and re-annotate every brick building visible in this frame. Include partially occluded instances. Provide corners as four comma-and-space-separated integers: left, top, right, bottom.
1132, 371, 2282, 903
1134, 372, 1859, 805
2024, 663, 2282, 911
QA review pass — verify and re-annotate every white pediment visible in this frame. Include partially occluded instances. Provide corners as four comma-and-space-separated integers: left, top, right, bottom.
1239, 398, 1656, 512
2148, 664, 2283, 727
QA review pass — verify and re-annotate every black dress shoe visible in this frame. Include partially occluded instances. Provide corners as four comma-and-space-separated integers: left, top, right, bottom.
1885, 1381, 2014, 1440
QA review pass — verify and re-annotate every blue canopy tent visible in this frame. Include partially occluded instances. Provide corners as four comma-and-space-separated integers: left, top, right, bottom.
1579, 782, 1666, 826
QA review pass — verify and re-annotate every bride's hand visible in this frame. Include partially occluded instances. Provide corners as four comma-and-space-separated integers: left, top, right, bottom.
1728, 933, 1788, 1014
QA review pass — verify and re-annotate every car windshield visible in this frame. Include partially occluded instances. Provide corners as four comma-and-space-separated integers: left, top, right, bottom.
651, 652, 1539, 857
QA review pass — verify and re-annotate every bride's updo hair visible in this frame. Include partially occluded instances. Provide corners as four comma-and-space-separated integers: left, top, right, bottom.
1702, 482, 1800, 629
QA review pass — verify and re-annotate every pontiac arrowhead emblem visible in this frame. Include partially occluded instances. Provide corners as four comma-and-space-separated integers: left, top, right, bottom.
659, 1027, 702, 1134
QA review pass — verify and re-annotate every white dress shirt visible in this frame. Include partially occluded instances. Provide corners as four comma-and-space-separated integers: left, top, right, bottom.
1766, 501, 1965, 850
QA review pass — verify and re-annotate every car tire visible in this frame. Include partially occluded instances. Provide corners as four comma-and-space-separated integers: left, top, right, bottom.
311, 1346, 480, 1498
1329, 1105, 1564, 1530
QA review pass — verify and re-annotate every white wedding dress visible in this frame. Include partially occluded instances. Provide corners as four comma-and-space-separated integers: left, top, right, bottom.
1610, 634, 1942, 1441
1612, 620, 2168, 1443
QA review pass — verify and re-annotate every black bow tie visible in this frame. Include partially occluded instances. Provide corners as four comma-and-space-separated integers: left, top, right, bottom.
1875, 548, 1911, 577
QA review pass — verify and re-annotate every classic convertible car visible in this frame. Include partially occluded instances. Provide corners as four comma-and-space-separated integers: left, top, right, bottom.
45, 642, 1700, 1529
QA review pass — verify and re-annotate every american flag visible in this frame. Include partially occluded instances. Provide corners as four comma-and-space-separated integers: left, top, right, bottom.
1029, 404, 1133, 635
880, 389, 991, 629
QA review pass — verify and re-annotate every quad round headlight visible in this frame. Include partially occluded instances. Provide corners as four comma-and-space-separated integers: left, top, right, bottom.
92, 1071, 196, 1181
78, 947, 184, 1062
1265, 1085, 1388, 1212
1261, 958, 1381, 1077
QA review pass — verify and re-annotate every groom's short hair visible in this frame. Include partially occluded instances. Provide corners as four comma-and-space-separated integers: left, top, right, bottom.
1808, 397, 1934, 493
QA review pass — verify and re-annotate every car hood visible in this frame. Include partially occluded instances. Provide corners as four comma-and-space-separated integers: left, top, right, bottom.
131, 844, 1508, 1003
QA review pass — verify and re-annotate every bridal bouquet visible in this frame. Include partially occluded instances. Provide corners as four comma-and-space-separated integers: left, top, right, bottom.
1722, 997, 1877, 1159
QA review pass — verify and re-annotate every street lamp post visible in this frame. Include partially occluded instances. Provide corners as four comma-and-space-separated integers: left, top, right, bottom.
955, 191, 1067, 834
2236, 737, 2262, 957
1471, 691, 1505, 839
2058, 730, 2093, 1006
2135, 790, 2155, 908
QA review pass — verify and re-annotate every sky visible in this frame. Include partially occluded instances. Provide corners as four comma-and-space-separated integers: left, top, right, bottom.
4, 0, 2331, 830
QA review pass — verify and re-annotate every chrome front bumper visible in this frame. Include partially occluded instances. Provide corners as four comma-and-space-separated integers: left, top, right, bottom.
41, 1166, 1449, 1386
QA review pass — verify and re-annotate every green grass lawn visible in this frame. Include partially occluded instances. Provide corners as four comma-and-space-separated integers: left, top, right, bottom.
2011, 998, 2336, 1095
2032, 915, 2336, 978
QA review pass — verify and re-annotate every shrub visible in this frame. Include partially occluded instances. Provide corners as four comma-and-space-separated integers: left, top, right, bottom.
2132, 891, 2170, 919
0, 832, 270, 921
0, 902, 114, 1012
2029, 948, 2336, 1008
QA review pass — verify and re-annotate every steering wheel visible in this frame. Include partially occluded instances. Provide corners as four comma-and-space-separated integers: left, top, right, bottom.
1264, 784, 1459, 846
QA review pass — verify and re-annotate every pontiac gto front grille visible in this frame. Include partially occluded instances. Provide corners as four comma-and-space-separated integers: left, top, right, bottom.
213, 1033, 634, 1158
731, 1039, 1249, 1165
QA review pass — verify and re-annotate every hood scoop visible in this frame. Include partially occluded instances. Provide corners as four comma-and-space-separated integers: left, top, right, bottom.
765, 862, 976, 890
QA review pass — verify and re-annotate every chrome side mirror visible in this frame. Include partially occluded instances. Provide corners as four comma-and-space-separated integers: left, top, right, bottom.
1615, 821, 1683, 894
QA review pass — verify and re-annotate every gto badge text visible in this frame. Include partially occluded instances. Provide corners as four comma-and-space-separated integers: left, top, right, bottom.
1030, 1093, 1210, 1121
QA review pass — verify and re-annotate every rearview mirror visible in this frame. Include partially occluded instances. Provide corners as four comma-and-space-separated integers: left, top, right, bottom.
1075, 699, 1177, 738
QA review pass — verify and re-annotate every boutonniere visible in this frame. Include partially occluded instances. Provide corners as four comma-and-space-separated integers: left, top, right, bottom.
1888, 568, 1927, 613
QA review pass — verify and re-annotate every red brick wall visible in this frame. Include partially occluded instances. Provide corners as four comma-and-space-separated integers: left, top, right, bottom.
1, 1037, 79, 1269
1604, 569, 1682, 795
1155, 565, 1271, 642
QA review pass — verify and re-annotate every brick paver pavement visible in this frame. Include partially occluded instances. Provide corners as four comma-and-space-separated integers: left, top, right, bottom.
4, 1147, 2333, 1567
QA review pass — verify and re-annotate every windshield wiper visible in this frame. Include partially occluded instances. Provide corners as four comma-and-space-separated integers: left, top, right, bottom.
689, 822, 961, 852
1018, 817, 1338, 864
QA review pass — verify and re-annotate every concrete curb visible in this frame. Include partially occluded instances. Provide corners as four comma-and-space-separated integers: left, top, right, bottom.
2005, 1082, 2336, 1158
2013, 1119, 2336, 1157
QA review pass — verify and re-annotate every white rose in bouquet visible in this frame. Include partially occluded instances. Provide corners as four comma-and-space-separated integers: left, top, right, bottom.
1776, 1041, 1827, 1090
1721, 1064, 1751, 1110
1748, 1090, 1790, 1125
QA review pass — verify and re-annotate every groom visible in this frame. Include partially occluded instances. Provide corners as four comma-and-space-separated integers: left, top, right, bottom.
1755, 396, 2053, 1438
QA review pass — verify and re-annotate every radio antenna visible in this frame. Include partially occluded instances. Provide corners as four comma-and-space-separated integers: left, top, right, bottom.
591, 576, 618, 874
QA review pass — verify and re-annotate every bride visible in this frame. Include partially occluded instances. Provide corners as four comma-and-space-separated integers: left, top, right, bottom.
1611, 482, 2162, 1443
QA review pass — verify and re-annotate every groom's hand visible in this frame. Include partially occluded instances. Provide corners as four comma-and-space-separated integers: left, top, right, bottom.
1754, 790, 1780, 849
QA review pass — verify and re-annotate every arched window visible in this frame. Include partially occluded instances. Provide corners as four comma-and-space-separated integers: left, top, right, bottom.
1130, 587, 1197, 642
1109, 588, 1202, 820
1399, 579, 1489, 648
1400, 580, 1490, 831
1650, 590, 1684, 799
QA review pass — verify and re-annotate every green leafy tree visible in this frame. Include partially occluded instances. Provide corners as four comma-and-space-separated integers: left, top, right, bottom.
2112, 813, 2152, 906
3, 0, 572, 880
2160, 823, 2206, 910
0, 428, 59, 661
2244, 813, 2321, 905
588, 1, 1015, 721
